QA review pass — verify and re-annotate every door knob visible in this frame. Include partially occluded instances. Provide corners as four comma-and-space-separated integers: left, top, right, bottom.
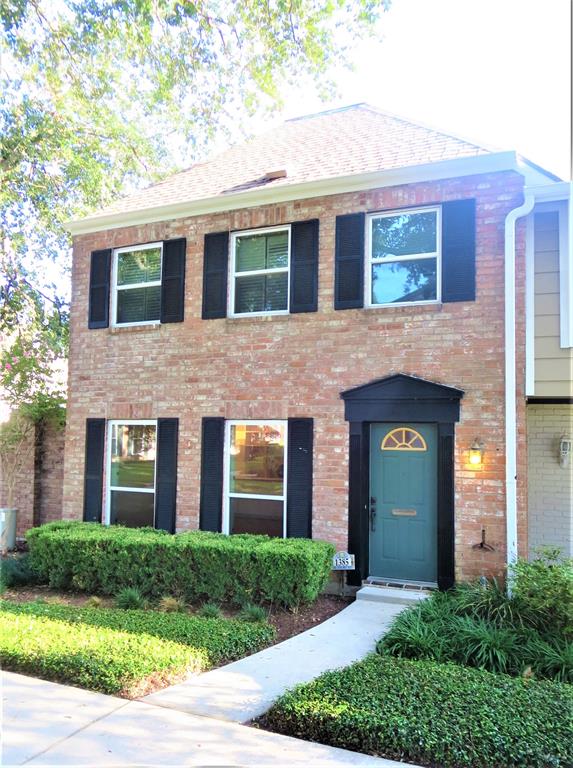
370, 496, 377, 532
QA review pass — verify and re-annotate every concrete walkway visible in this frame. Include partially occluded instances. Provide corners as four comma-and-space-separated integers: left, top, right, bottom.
142, 597, 406, 721
2, 672, 420, 767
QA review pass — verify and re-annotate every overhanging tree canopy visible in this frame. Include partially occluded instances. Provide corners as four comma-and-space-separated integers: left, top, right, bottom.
0, 0, 389, 410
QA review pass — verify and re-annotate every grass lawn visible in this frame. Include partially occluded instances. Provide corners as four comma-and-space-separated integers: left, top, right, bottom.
261, 654, 573, 768
0, 600, 275, 697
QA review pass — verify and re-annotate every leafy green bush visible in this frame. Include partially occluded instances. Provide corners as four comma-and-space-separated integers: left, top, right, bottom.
262, 655, 573, 768
0, 608, 200, 696
379, 605, 449, 662
451, 615, 521, 675
238, 602, 267, 623
380, 605, 573, 683
27, 521, 335, 607
510, 548, 573, 637
0, 554, 40, 588
453, 577, 524, 627
115, 587, 145, 610
450, 551, 573, 639
379, 558, 573, 682
522, 635, 573, 684
1, 600, 275, 666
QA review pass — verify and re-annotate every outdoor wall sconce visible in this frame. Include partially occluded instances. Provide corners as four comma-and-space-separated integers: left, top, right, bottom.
559, 435, 572, 469
469, 438, 484, 468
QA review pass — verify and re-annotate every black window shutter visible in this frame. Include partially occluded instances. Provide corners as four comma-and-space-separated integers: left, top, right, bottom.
88, 250, 111, 328
83, 419, 105, 522
155, 418, 179, 533
199, 417, 225, 532
202, 232, 229, 319
286, 418, 313, 538
442, 199, 476, 302
290, 219, 319, 313
160, 239, 186, 323
334, 213, 365, 309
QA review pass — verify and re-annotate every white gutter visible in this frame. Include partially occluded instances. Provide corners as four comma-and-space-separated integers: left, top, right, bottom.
504, 193, 535, 572
67, 151, 557, 236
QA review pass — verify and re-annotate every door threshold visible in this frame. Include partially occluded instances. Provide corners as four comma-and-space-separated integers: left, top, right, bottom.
365, 577, 437, 591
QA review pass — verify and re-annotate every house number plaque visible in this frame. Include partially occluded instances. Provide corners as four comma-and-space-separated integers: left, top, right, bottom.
332, 551, 355, 570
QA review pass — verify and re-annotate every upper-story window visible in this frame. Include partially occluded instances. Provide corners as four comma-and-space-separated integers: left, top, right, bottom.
366, 207, 441, 307
112, 242, 163, 326
229, 226, 290, 316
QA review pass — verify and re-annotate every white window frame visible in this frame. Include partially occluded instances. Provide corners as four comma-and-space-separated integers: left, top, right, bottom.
365, 206, 442, 309
229, 225, 291, 317
111, 242, 163, 328
222, 419, 288, 538
105, 419, 157, 526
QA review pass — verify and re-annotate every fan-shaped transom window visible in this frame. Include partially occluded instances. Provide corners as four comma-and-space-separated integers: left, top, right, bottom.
381, 427, 427, 451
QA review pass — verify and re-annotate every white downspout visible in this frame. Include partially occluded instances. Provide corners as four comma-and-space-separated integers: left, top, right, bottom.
504, 193, 535, 573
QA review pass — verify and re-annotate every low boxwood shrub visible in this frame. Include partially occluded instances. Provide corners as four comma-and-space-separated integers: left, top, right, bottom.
0, 609, 200, 697
262, 655, 573, 768
1, 600, 275, 665
26, 522, 335, 607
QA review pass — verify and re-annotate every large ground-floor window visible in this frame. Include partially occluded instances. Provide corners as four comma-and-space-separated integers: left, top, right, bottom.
106, 420, 157, 527
224, 420, 287, 537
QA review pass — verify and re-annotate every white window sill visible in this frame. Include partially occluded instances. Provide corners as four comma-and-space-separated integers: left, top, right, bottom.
227, 311, 290, 320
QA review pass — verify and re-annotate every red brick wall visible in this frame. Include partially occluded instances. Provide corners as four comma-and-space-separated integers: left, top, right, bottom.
0, 418, 65, 538
63, 170, 528, 581
36, 420, 65, 527
0, 417, 35, 538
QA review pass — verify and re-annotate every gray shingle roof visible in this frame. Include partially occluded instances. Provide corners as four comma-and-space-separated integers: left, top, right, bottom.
83, 104, 494, 221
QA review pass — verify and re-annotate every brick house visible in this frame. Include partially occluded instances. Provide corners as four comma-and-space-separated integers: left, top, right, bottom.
63, 104, 570, 589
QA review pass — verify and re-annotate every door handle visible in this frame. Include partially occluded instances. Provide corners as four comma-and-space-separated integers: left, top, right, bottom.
370, 496, 377, 532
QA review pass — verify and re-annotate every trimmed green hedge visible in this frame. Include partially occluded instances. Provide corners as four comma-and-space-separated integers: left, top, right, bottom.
0, 609, 199, 696
1, 600, 275, 665
27, 521, 335, 607
262, 655, 573, 768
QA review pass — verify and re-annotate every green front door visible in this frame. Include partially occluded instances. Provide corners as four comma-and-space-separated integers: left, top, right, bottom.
369, 423, 438, 583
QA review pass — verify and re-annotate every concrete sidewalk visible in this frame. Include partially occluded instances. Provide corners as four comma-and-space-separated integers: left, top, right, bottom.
142, 598, 405, 721
2, 672, 419, 767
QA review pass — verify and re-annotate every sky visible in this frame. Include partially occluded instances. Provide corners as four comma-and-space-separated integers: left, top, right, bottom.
249, 0, 572, 181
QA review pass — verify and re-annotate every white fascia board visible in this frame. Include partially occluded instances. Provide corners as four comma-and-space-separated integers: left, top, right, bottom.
67, 151, 536, 236
524, 180, 572, 202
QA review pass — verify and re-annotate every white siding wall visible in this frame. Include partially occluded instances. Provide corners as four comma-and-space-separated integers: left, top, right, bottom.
527, 405, 573, 558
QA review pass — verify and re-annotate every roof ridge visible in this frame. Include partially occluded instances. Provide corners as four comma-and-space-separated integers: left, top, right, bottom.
285, 102, 369, 122
285, 102, 497, 152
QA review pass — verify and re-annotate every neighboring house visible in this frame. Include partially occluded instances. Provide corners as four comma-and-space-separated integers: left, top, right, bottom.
64, 104, 571, 590
526, 184, 573, 557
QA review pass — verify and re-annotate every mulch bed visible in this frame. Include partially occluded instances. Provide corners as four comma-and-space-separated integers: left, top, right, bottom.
3, 586, 352, 644
267, 595, 352, 643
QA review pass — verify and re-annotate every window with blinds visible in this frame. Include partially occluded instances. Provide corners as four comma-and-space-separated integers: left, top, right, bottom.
230, 227, 290, 316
